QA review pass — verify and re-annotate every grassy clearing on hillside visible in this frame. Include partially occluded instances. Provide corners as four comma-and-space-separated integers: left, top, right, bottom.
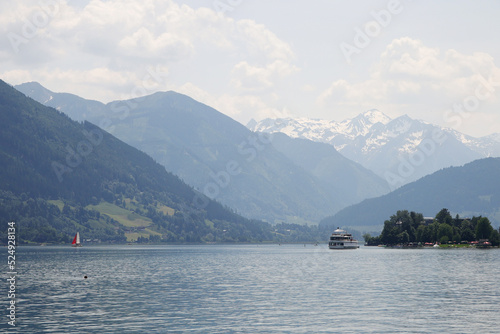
122, 198, 174, 216
87, 202, 152, 227
47, 199, 65, 211
157, 203, 175, 215
123, 198, 140, 211
125, 228, 162, 242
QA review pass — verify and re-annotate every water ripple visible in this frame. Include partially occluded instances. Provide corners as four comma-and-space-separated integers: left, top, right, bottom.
3, 245, 500, 333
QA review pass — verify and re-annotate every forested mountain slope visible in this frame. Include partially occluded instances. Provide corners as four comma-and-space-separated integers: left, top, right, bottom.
320, 158, 500, 230
0, 80, 284, 244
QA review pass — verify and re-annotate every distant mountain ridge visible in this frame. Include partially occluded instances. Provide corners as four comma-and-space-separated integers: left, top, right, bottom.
249, 111, 500, 187
1, 79, 281, 243
269, 133, 389, 205
15, 82, 390, 223
319, 157, 500, 230
15, 81, 106, 122
248, 109, 391, 143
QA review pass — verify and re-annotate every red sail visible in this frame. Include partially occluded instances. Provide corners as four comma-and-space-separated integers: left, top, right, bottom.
72, 234, 77, 245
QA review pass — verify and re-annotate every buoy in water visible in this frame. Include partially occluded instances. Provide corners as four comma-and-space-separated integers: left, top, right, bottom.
84, 275, 88, 279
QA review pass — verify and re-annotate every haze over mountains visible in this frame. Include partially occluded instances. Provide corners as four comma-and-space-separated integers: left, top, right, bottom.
320, 157, 500, 230
249, 111, 500, 188
1, 79, 278, 243
15, 82, 389, 224
13, 81, 500, 233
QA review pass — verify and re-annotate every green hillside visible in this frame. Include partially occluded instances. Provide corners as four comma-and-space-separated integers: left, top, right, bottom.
15, 82, 390, 223
75, 90, 336, 223
320, 158, 500, 230
0, 79, 312, 244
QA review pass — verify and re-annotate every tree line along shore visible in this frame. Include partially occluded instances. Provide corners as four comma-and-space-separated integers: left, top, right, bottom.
363, 208, 500, 247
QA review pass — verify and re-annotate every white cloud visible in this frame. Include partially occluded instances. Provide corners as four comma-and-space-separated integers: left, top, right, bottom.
3, 2, 498, 137
231, 61, 274, 90
318, 37, 500, 136
117, 28, 194, 61
0, 0, 298, 121
228, 19, 298, 92
230, 59, 297, 91
175, 81, 291, 123
236, 19, 295, 62
0, 69, 33, 85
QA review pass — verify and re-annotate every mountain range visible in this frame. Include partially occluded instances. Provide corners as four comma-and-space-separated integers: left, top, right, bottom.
249, 111, 500, 188
12, 81, 500, 234
320, 157, 500, 230
15, 82, 389, 223
0, 79, 285, 244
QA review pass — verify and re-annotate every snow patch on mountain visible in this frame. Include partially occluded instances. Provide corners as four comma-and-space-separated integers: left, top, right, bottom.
248, 110, 500, 187
249, 109, 391, 145
400, 131, 424, 154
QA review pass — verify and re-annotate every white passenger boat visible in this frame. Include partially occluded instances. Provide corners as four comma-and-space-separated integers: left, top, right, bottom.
328, 227, 359, 249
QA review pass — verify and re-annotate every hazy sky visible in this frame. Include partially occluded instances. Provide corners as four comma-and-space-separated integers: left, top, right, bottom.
2, 0, 500, 137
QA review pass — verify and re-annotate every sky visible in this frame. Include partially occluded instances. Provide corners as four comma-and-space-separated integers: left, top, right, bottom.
1, 0, 500, 137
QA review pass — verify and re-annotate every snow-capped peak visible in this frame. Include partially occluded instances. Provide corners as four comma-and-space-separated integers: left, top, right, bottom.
248, 111, 500, 187
357, 109, 391, 125
248, 110, 392, 142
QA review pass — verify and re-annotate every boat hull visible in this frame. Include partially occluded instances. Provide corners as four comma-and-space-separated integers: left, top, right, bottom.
328, 242, 359, 250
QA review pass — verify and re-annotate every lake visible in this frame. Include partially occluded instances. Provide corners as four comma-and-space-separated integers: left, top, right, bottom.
3, 244, 500, 333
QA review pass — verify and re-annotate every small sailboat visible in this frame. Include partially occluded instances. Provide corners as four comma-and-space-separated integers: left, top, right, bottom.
72, 232, 82, 247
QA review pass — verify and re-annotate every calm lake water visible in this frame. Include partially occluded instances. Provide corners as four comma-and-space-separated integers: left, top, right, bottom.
2, 244, 500, 333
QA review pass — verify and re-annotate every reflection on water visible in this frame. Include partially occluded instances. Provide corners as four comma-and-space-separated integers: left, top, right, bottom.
3, 245, 500, 333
